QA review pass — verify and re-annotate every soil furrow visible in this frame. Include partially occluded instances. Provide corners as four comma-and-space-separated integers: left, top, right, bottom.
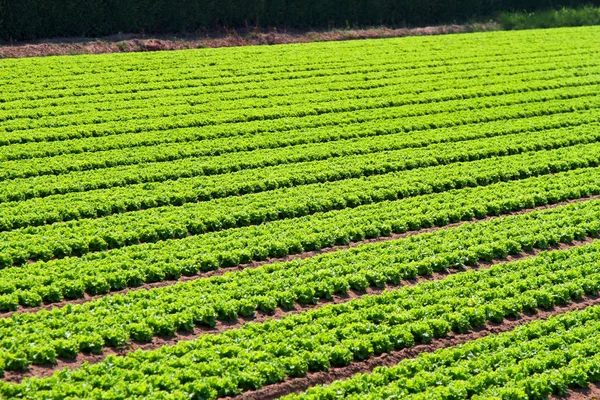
3, 194, 599, 317
1, 236, 596, 383
552, 383, 600, 400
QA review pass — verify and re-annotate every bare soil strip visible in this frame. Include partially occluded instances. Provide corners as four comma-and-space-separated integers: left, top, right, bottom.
2, 236, 596, 383
4, 194, 599, 318
553, 383, 600, 400
0, 24, 500, 59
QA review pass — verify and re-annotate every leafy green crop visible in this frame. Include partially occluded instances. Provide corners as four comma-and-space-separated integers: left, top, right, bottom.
3, 236, 600, 397
2, 26, 600, 399
0, 156, 598, 301
0, 198, 598, 373
287, 304, 600, 399
1, 122, 599, 235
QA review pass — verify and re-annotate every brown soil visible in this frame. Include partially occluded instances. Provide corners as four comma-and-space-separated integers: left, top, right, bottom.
553, 383, 600, 400
2, 236, 596, 383
235, 295, 600, 400
0, 24, 500, 59
3, 194, 598, 317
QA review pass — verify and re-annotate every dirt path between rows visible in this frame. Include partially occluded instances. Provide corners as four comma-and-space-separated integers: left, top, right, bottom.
554, 383, 600, 400
2, 234, 597, 383
4, 194, 599, 318
0, 24, 500, 59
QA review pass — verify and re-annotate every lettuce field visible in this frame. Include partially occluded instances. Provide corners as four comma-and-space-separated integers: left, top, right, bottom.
1, 26, 600, 399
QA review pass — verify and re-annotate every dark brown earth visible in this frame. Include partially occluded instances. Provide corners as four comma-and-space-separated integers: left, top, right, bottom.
553, 383, 600, 400
3, 194, 598, 317
2, 234, 596, 383
0, 24, 500, 59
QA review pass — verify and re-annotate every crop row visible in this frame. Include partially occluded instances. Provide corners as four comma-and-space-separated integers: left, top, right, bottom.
3, 90, 599, 179
3, 55, 597, 125
0, 139, 598, 268
2, 100, 597, 180
3, 56, 599, 126
0, 160, 598, 306
5, 55, 597, 119
9, 71, 598, 134
3, 80, 598, 154
287, 304, 600, 400
2, 123, 599, 234
1, 229, 599, 395
3, 90, 598, 159
6, 47, 577, 103
3, 33, 595, 100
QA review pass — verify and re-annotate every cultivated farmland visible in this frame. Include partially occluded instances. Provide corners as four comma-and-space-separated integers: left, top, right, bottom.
0, 26, 600, 399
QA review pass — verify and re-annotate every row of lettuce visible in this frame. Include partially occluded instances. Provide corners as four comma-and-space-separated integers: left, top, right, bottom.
286, 305, 600, 400
2, 29, 595, 101
2, 72, 599, 164
1, 77, 598, 149
2, 56, 598, 125
0, 141, 597, 274
0, 212, 598, 395
1, 122, 599, 234
3, 95, 599, 186
3, 108, 597, 206
0, 197, 597, 371
3, 62, 599, 134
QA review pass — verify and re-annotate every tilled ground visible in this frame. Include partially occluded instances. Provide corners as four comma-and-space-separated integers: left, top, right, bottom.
0, 24, 499, 59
